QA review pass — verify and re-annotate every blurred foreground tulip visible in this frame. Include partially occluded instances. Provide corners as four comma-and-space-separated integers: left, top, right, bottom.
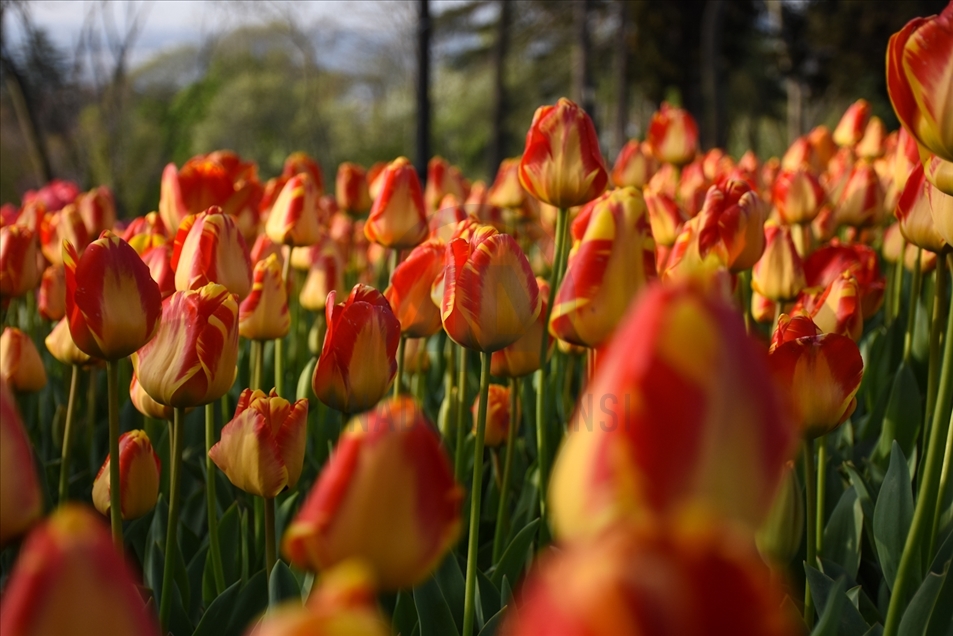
240, 254, 291, 341
471, 383, 511, 448
336, 162, 372, 215
647, 102, 699, 166
265, 172, 323, 247
0, 504, 159, 636
518, 98, 608, 208
313, 284, 401, 413
284, 397, 462, 589
172, 206, 252, 301
1, 327, 47, 392
0, 380, 42, 547
611, 139, 657, 188
549, 283, 796, 540
384, 238, 445, 338
134, 282, 239, 408
0, 225, 40, 299
364, 157, 428, 249
92, 430, 161, 520
833, 99, 871, 148
756, 461, 804, 567
45, 318, 93, 367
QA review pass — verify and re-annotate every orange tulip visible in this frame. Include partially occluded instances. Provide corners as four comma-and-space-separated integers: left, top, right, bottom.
313, 284, 401, 413
283, 397, 462, 590
45, 318, 93, 367
171, 206, 253, 301
752, 222, 806, 302
0, 380, 42, 547
471, 383, 511, 448
0, 504, 160, 636
836, 163, 885, 227
92, 430, 161, 520
772, 168, 826, 225
548, 283, 796, 541
209, 388, 308, 498
0, 328, 47, 392
40, 204, 89, 266
129, 372, 174, 421
643, 186, 688, 247
38, 263, 66, 321
364, 157, 428, 249
282, 151, 325, 193
928, 176, 953, 246
803, 242, 885, 319
702, 148, 735, 182
647, 103, 699, 167
424, 156, 469, 214
77, 185, 116, 238
266, 172, 323, 247
611, 140, 658, 189
134, 282, 239, 408
491, 278, 551, 378
798, 271, 864, 342
122, 212, 168, 248
239, 254, 291, 341
809, 125, 837, 169
518, 98, 609, 208
856, 116, 887, 159
0, 225, 40, 299
63, 232, 162, 361
695, 179, 766, 272
299, 238, 345, 313
336, 162, 372, 215
384, 238, 445, 338
833, 99, 871, 148
896, 163, 948, 253
438, 225, 541, 352
488, 157, 529, 208
140, 244, 176, 299
781, 136, 816, 172
550, 188, 655, 347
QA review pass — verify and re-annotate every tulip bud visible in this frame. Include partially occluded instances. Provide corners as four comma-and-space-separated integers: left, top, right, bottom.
1, 327, 48, 392
804, 242, 885, 319
384, 238, 445, 338
928, 177, 953, 246
41, 204, 89, 266
549, 283, 796, 541
643, 187, 688, 246
488, 157, 529, 208
283, 397, 462, 590
756, 462, 804, 567
800, 272, 864, 342
471, 383, 511, 448
0, 504, 160, 636
466, 180, 507, 230
425, 156, 469, 214
856, 116, 887, 159
134, 282, 239, 408
676, 160, 711, 217
773, 169, 826, 224
781, 137, 815, 172
0, 380, 42, 547
45, 318, 93, 367
364, 157, 428, 249
0, 225, 41, 299
77, 186, 116, 238
266, 172, 323, 247
491, 278, 551, 378
64, 232, 163, 361
439, 225, 541, 352
647, 102, 699, 166
299, 239, 345, 313
752, 222, 806, 302
140, 244, 176, 299
336, 162, 372, 215
611, 140, 658, 189
239, 254, 291, 341
809, 125, 837, 169
122, 212, 168, 250
92, 430, 161, 520
695, 179, 767, 272
313, 284, 401, 414
38, 263, 66, 321
210, 388, 308, 498
896, 163, 948, 253
130, 372, 174, 421
282, 151, 325, 193
833, 99, 871, 148
836, 164, 885, 227
550, 188, 655, 347
171, 206, 253, 301
518, 98, 609, 208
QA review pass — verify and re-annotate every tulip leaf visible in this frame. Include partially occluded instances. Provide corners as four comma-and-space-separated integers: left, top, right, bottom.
218, 502, 241, 585
862, 626, 884, 636
822, 487, 864, 580
276, 493, 299, 545
811, 576, 846, 636
819, 559, 882, 627
413, 575, 460, 636
478, 606, 507, 636
268, 560, 300, 606
434, 554, 465, 632
392, 590, 419, 636
490, 518, 539, 589
873, 442, 914, 592
186, 546, 209, 623
872, 362, 921, 469
202, 549, 216, 608
804, 565, 871, 636
476, 568, 501, 630
191, 579, 241, 636
501, 575, 512, 606
844, 463, 877, 542
898, 562, 949, 636
226, 570, 268, 636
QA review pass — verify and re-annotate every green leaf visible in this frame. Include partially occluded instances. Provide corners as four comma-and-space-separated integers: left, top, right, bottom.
872, 363, 922, 468
276, 493, 299, 543
226, 570, 269, 636
490, 519, 539, 588
844, 463, 876, 541
822, 487, 864, 579
413, 576, 460, 636
433, 554, 465, 633
898, 563, 949, 636
186, 546, 209, 623
268, 560, 301, 606
478, 606, 507, 636
811, 577, 846, 636
476, 569, 501, 631
392, 589, 419, 636
501, 576, 512, 606
192, 580, 241, 636
218, 502, 241, 585
804, 565, 871, 636
873, 441, 914, 592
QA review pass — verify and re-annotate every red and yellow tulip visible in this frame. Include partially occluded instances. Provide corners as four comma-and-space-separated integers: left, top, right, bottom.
425, 156, 469, 214
38, 263, 65, 321
833, 99, 871, 148
77, 185, 116, 238
384, 238, 445, 338
364, 157, 428, 249
265, 172, 323, 247
471, 383, 511, 448
299, 238, 345, 313
647, 102, 699, 166
896, 163, 948, 253
0, 225, 40, 299
239, 254, 291, 341
752, 221, 806, 302
488, 157, 529, 209
491, 278, 552, 378
336, 162, 372, 216
773, 168, 826, 225
612, 139, 658, 189
44, 318, 93, 368
92, 430, 161, 520
171, 206, 253, 301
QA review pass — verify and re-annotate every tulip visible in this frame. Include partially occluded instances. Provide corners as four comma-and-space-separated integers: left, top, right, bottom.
367, 160, 389, 199
781, 136, 816, 172
894, 126, 922, 194
171, 206, 252, 300
762, 157, 782, 192
122, 212, 168, 248
282, 151, 325, 193
856, 116, 887, 159
518, 98, 609, 208
803, 242, 885, 319
92, 430, 161, 520
549, 283, 796, 540
832, 99, 871, 148
773, 169, 826, 225
210, 388, 308, 498
300, 238, 345, 313
0, 225, 40, 298
662, 216, 731, 285
336, 162, 372, 215
425, 156, 469, 213
676, 160, 711, 217
134, 282, 239, 408
251, 233, 285, 268
130, 372, 174, 421
38, 263, 66, 321
751, 290, 778, 324
896, 163, 948, 253
140, 244, 176, 299
64, 232, 163, 360
313, 284, 401, 413
488, 157, 529, 208
45, 318, 93, 367
756, 462, 804, 567
694, 179, 766, 272
23, 178, 79, 213
702, 147, 734, 182
266, 172, 323, 247
77, 185, 116, 238
438, 225, 541, 352
550, 188, 655, 347
491, 278, 551, 378
41, 204, 89, 266
283, 397, 462, 589
610, 140, 656, 189
364, 157, 428, 249
503, 520, 797, 636
643, 186, 688, 247
1, 327, 48, 392
647, 102, 699, 166
0, 380, 42, 547
809, 125, 837, 169
836, 163, 885, 227
239, 254, 291, 341
384, 238, 445, 338
752, 222, 806, 302
928, 179, 953, 246
0, 504, 160, 636
800, 272, 864, 342
471, 383, 511, 448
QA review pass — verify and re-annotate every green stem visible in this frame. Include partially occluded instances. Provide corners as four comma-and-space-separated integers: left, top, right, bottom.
803, 440, 817, 629
903, 248, 922, 363
275, 250, 293, 398
205, 403, 226, 595
159, 407, 185, 633
923, 263, 948, 465
890, 241, 907, 326
462, 352, 492, 636
816, 435, 827, 558
264, 496, 277, 578
394, 335, 406, 398
107, 360, 123, 549
454, 345, 470, 482
58, 364, 80, 503
252, 340, 264, 392
932, 409, 953, 558
492, 377, 519, 563
884, 255, 953, 636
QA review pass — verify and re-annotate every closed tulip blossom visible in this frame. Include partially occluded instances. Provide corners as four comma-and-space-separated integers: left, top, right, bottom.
38, 263, 66, 321
549, 283, 796, 541
836, 164, 885, 228
643, 187, 688, 247
929, 181, 953, 245
550, 187, 656, 347
471, 383, 511, 448
364, 157, 428, 249
64, 232, 163, 360
797, 272, 864, 342
518, 98, 609, 208
129, 372, 174, 421
752, 222, 806, 303
0, 225, 41, 299
283, 397, 462, 590
491, 278, 552, 378
756, 461, 804, 567
612, 139, 658, 189
209, 388, 308, 498
896, 163, 948, 253
781, 136, 816, 172
809, 125, 837, 169
384, 238, 445, 338
425, 156, 469, 214
832, 99, 871, 148
336, 162, 372, 215
313, 284, 401, 413
0, 380, 42, 548
856, 116, 888, 159
1, 327, 48, 392
488, 157, 529, 209
299, 238, 345, 313
171, 206, 253, 301
0, 505, 160, 636
266, 172, 323, 247
803, 242, 885, 319
140, 244, 176, 299
40, 205, 89, 266
647, 102, 699, 166
693, 179, 766, 272
77, 185, 116, 238
134, 282, 239, 408
92, 430, 161, 520
773, 169, 826, 225
240, 254, 291, 341
676, 160, 712, 218
45, 318, 93, 367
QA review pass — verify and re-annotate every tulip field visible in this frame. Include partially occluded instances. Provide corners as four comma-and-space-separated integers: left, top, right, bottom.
2, 4, 953, 636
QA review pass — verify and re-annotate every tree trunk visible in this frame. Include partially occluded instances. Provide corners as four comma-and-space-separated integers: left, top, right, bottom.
416, 0, 432, 184
614, 0, 629, 157
488, 0, 511, 179
572, 0, 594, 117
700, 0, 725, 150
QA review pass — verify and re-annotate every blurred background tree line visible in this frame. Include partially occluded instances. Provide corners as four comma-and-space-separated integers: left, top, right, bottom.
0, 0, 947, 218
